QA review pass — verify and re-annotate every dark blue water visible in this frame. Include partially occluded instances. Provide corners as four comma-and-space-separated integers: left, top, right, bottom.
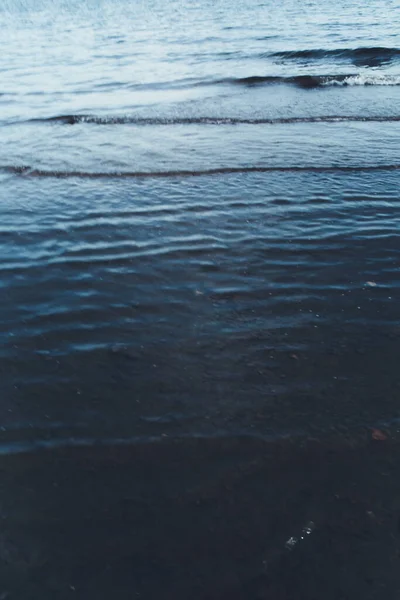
1, 0, 400, 451
3, 2, 400, 599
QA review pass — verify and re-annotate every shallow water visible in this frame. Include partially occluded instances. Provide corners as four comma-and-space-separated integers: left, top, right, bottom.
1, 0, 400, 451
2, 2, 400, 598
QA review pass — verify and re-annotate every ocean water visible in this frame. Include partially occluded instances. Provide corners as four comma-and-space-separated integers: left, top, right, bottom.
1, 0, 400, 451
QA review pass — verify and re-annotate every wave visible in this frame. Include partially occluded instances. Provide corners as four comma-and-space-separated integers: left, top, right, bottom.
30, 114, 400, 126
10, 74, 400, 108
221, 73, 400, 88
271, 46, 400, 66
3, 164, 400, 179
29, 73, 400, 99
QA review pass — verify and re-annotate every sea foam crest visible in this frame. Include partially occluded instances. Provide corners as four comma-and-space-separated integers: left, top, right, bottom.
324, 73, 400, 86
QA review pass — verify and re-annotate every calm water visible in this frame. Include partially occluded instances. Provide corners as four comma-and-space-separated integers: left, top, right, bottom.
1, 0, 400, 451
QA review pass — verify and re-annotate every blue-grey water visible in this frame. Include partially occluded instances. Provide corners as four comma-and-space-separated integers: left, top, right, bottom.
3, 2, 400, 598
1, 0, 400, 449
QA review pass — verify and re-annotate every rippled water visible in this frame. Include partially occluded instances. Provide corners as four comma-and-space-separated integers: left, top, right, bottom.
1, 0, 400, 451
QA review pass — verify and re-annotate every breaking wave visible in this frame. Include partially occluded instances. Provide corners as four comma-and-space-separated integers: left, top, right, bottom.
29, 114, 400, 125
221, 73, 400, 88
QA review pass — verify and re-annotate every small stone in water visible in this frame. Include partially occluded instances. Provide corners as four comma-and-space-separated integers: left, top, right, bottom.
371, 428, 387, 441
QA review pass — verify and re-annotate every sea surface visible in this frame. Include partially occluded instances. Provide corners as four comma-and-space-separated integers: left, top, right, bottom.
3, 2, 400, 598
1, 0, 400, 450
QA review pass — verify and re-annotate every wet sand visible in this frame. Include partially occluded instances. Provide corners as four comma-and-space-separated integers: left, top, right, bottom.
1, 432, 400, 599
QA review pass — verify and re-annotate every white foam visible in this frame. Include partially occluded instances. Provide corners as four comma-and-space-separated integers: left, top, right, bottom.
324, 74, 400, 87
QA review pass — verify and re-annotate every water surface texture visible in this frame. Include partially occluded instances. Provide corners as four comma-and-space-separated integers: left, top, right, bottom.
3, 1, 400, 598
1, 0, 400, 448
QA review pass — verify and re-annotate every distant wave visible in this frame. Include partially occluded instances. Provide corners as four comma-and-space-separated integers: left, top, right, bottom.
31, 114, 400, 126
10, 73, 400, 106
220, 74, 400, 88
3, 164, 400, 179
25, 74, 400, 100
271, 46, 400, 66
